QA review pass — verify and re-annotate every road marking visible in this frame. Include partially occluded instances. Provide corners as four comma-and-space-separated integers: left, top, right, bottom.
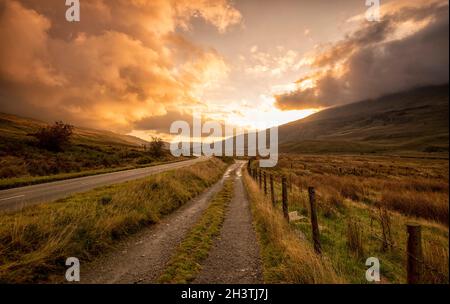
0, 195, 25, 202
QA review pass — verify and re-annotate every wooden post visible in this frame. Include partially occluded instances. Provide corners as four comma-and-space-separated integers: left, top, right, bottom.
407, 224, 423, 284
282, 177, 289, 221
263, 172, 267, 195
308, 187, 322, 254
270, 174, 275, 206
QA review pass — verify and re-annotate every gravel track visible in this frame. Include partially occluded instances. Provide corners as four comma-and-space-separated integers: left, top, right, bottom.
79, 163, 239, 284
193, 161, 263, 284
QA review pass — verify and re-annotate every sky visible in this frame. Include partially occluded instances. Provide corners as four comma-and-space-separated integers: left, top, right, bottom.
0, 0, 448, 141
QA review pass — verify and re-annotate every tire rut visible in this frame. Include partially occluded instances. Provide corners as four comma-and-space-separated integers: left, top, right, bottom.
79, 163, 239, 284
193, 161, 263, 284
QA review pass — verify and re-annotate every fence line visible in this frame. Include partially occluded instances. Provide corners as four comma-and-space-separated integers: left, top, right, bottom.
246, 161, 448, 283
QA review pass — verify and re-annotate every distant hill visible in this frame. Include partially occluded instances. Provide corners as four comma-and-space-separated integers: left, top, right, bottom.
277, 84, 449, 155
0, 112, 178, 182
0, 112, 148, 148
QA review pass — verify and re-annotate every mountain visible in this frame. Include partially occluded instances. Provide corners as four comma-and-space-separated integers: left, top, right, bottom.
277, 84, 449, 154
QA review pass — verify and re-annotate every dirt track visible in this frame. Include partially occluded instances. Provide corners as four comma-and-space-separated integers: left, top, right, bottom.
194, 162, 263, 284
79, 161, 262, 284
80, 163, 238, 284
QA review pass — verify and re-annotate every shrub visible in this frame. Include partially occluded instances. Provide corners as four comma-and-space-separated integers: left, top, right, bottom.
31, 121, 73, 152
148, 137, 165, 158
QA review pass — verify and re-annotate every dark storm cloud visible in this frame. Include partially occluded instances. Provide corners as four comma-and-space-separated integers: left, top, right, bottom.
134, 110, 194, 133
275, 0, 449, 110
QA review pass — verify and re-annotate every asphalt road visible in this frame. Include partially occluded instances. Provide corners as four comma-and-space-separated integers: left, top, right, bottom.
0, 157, 208, 212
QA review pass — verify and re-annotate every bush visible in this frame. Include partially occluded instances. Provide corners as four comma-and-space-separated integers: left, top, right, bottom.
149, 137, 165, 158
31, 121, 73, 152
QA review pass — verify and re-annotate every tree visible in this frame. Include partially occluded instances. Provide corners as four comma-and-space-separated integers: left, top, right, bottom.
149, 136, 165, 158
32, 121, 74, 151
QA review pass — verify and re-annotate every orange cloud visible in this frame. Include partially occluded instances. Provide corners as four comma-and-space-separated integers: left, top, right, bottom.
0, 0, 240, 132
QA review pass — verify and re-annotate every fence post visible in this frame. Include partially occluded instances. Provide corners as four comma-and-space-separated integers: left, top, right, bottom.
263, 172, 267, 195
308, 187, 322, 254
270, 174, 275, 206
282, 177, 289, 221
407, 224, 423, 284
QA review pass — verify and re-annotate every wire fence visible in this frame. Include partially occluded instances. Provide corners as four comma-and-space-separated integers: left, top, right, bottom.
246, 162, 449, 284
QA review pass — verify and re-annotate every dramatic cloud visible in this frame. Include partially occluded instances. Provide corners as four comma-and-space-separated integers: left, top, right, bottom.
275, 0, 449, 110
244, 47, 301, 78
134, 110, 194, 134
0, 0, 240, 132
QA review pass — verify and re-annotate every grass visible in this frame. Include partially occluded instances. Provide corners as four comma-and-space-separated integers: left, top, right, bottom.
250, 154, 449, 283
268, 154, 449, 225
158, 178, 234, 284
0, 112, 184, 185
242, 168, 344, 284
0, 158, 227, 283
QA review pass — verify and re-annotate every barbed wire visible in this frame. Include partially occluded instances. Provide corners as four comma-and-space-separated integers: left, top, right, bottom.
355, 219, 448, 280
246, 165, 448, 281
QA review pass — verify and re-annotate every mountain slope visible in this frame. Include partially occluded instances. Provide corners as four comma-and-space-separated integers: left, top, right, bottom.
0, 112, 177, 182
0, 112, 148, 147
278, 84, 449, 154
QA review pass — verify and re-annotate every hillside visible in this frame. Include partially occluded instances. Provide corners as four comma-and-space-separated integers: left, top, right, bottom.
277, 84, 449, 155
0, 112, 148, 147
0, 112, 175, 186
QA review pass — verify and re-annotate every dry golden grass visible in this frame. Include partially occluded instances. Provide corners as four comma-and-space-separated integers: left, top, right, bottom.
380, 190, 448, 224
423, 236, 449, 284
243, 170, 344, 284
268, 154, 449, 225
0, 158, 227, 283
250, 154, 448, 283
